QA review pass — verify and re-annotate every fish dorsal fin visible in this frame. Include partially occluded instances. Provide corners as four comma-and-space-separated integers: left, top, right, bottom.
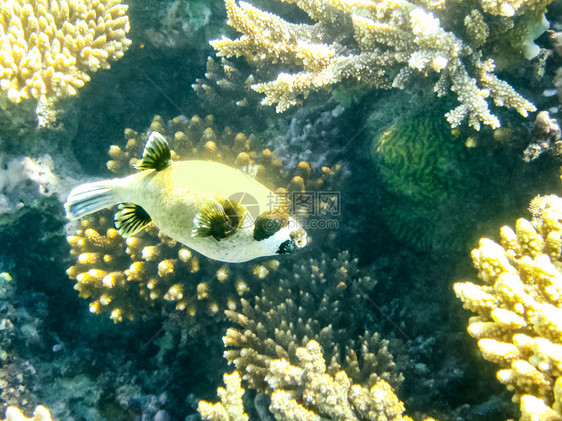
114, 203, 152, 237
192, 198, 244, 241
253, 209, 289, 241
134, 132, 172, 171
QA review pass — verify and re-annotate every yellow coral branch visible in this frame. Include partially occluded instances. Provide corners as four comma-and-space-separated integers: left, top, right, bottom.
0, 0, 131, 103
454, 194, 562, 420
211, 0, 548, 130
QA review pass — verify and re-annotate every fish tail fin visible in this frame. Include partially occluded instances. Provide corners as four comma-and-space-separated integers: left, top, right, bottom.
64, 179, 119, 220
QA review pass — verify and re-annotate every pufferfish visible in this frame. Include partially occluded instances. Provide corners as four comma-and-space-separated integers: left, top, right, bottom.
64, 132, 307, 263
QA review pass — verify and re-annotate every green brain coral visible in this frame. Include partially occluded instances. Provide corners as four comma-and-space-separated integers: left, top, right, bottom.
371, 109, 474, 202
371, 109, 485, 250
369, 106, 560, 251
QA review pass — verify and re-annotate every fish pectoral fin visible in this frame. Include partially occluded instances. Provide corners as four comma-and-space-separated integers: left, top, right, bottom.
192, 198, 242, 241
134, 132, 172, 171
114, 203, 152, 238
253, 209, 289, 240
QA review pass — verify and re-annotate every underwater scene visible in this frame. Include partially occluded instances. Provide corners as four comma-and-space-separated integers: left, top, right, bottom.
2, 0, 562, 420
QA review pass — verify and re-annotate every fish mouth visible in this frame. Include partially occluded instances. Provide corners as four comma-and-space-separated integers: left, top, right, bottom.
276, 227, 308, 255
290, 227, 307, 249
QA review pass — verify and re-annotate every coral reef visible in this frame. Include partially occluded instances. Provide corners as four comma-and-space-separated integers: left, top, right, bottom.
0, 272, 50, 415
194, 251, 426, 419
1, 406, 52, 421
0, 155, 57, 215
372, 110, 474, 202
192, 56, 275, 130
224, 252, 378, 370
8, 2, 559, 419
105, 114, 338, 191
523, 110, 562, 162
454, 194, 562, 420
200, 341, 418, 421
267, 100, 347, 172
66, 113, 341, 323
198, 371, 249, 421
66, 210, 285, 325
370, 108, 489, 250
139, 0, 225, 51
0, 0, 131, 104
210, 0, 550, 130
0, 268, 198, 420
220, 251, 394, 388
194, 250, 425, 419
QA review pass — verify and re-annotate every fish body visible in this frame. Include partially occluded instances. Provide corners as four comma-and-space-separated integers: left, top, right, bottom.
65, 133, 307, 263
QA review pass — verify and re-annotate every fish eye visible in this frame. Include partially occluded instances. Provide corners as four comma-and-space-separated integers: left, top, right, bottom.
276, 239, 295, 255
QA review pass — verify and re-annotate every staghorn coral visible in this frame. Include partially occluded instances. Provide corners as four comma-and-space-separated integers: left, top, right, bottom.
192, 57, 268, 125
1, 406, 52, 421
200, 341, 419, 421
454, 194, 562, 420
198, 371, 249, 421
219, 251, 406, 406
209, 0, 551, 130
0, 0, 131, 104
67, 114, 341, 323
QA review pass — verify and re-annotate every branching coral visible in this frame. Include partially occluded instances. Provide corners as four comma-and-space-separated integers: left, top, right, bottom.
267, 340, 412, 421
105, 114, 339, 191
66, 114, 341, 323
454, 194, 562, 420
200, 341, 417, 421
0, 0, 131, 104
221, 251, 398, 391
198, 371, 249, 421
192, 57, 264, 119
1, 406, 52, 421
210, 0, 551, 130
66, 210, 286, 324
196, 251, 423, 419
